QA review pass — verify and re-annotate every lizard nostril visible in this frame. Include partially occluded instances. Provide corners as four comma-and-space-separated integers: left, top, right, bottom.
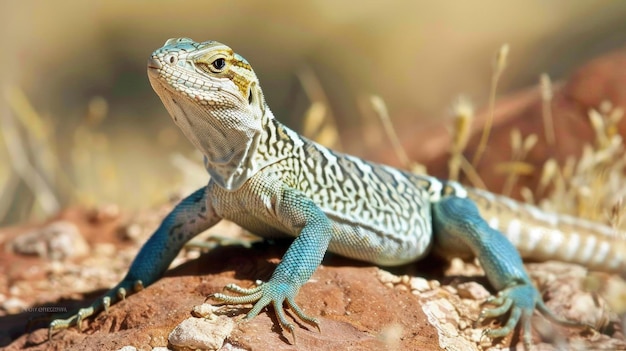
147, 57, 162, 70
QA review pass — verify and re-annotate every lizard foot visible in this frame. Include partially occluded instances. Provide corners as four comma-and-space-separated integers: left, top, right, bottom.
211, 281, 319, 343
476, 283, 587, 349
48, 280, 144, 340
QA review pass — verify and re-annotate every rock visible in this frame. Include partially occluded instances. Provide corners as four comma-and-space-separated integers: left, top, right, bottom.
421, 296, 480, 351
168, 316, 234, 351
456, 282, 490, 301
9, 220, 89, 260
409, 276, 431, 293
191, 303, 219, 318
2, 297, 27, 314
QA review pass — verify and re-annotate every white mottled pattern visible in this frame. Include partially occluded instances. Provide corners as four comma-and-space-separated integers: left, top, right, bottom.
577, 235, 597, 264
562, 233, 580, 261
487, 217, 500, 231
590, 240, 610, 267
540, 230, 564, 256
505, 219, 523, 247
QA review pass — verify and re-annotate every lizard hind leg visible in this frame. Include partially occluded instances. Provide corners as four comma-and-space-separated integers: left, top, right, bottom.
432, 195, 585, 348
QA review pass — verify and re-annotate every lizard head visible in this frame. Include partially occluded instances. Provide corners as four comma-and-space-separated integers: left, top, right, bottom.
147, 38, 269, 190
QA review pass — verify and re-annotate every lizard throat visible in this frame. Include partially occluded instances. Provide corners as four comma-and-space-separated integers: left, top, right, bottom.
150, 79, 268, 191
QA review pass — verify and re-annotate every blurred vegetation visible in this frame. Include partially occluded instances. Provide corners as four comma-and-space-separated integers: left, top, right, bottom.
2, 0, 626, 225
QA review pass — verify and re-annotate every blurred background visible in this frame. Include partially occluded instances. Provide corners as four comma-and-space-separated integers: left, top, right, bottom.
1, 0, 626, 225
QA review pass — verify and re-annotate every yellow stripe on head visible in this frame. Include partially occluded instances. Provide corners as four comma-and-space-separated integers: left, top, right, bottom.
193, 44, 256, 99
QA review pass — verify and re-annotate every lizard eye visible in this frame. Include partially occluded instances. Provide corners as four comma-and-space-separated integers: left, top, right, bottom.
211, 58, 226, 71
196, 55, 228, 75
165, 54, 177, 65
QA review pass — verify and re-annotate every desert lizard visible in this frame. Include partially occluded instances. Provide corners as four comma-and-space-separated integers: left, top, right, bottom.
49, 38, 626, 348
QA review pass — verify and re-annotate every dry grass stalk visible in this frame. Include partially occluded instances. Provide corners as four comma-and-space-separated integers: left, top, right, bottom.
370, 95, 426, 174
297, 66, 342, 150
536, 158, 558, 199
302, 101, 340, 148
496, 129, 537, 196
538, 103, 626, 230
448, 96, 474, 181
519, 186, 534, 204
457, 155, 487, 189
540, 73, 556, 146
2, 86, 60, 216
472, 43, 509, 167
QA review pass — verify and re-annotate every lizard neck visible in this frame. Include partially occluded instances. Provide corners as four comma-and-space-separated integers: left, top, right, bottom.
202, 103, 296, 191
199, 101, 266, 191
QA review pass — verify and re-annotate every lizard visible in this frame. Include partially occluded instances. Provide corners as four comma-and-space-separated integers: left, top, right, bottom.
48, 38, 626, 349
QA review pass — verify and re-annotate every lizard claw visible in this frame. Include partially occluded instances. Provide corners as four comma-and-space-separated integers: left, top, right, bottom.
477, 284, 537, 348
212, 281, 319, 343
477, 283, 587, 349
48, 279, 143, 340
49, 304, 97, 340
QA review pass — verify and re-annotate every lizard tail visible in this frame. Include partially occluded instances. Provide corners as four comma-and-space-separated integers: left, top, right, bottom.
465, 187, 626, 274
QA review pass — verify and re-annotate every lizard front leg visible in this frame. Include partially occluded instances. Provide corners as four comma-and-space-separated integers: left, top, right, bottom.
431, 195, 583, 349
49, 186, 220, 338
212, 187, 332, 342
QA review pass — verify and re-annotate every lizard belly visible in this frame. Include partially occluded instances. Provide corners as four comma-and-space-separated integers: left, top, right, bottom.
209, 182, 294, 239
324, 211, 434, 266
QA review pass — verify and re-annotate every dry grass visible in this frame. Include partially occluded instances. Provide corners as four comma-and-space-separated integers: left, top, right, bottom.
0, 89, 186, 225
298, 66, 342, 151
471, 44, 510, 168
432, 46, 624, 231
1, 87, 62, 221
543, 102, 626, 227
447, 97, 486, 189
369, 95, 426, 175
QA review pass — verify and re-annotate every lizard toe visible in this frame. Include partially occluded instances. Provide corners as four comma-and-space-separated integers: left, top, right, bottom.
212, 280, 315, 342
478, 283, 538, 344
48, 279, 142, 340
478, 282, 585, 347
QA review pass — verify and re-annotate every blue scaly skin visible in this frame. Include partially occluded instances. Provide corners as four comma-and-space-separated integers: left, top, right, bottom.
49, 38, 626, 348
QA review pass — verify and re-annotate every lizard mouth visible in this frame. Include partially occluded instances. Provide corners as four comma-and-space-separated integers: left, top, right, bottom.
147, 57, 163, 79
147, 56, 163, 70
